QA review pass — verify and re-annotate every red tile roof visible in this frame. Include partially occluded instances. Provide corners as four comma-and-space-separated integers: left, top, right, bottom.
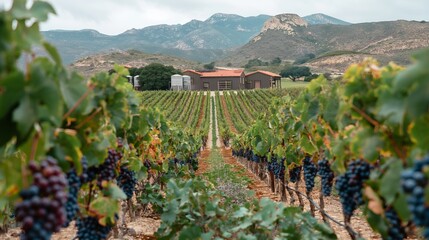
183, 69, 244, 78
246, 70, 281, 78
183, 69, 201, 75
201, 70, 244, 77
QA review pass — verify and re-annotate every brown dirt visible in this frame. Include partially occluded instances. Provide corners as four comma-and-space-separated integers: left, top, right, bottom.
196, 148, 211, 175
220, 95, 238, 134
195, 95, 206, 129
220, 147, 381, 240
4, 215, 161, 240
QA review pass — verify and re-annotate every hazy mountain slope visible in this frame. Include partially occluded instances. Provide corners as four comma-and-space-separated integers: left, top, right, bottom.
221, 14, 429, 72
70, 49, 201, 77
42, 13, 271, 64
304, 13, 351, 25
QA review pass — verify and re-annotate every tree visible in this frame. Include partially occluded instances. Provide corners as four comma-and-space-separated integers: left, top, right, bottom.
280, 66, 312, 81
271, 57, 282, 66
139, 63, 181, 90
304, 74, 319, 82
203, 62, 215, 70
294, 53, 316, 64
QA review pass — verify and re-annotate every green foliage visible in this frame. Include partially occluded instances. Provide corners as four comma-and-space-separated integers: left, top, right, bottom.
139, 63, 181, 90
203, 61, 215, 70
280, 66, 312, 81
231, 50, 429, 239
294, 53, 316, 64
304, 74, 320, 82
0, 0, 204, 233
156, 178, 336, 240
244, 58, 269, 69
270, 57, 282, 66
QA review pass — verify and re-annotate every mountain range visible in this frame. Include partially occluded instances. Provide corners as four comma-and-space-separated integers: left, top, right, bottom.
221, 14, 429, 72
42, 13, 348, 64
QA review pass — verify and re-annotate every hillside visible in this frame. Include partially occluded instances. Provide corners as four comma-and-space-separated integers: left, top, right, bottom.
43, 13, 271, 64
221, 14, 429, 72
42, 13, 352, 65
70, 49, 201, 77
303, 13, 351, 25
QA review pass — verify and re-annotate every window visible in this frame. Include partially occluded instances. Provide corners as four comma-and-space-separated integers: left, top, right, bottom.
203, 82, 209, 89
240, 77, 244, 84
218, 81, 232, 90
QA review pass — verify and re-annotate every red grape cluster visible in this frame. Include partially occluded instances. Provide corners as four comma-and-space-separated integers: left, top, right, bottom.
15, 157, 68, 240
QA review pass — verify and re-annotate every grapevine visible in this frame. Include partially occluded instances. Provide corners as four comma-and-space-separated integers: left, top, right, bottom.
317, 159, 334, 196
75, 216, 115, 240
401, 155, 429, 238
335, 160, 370, 218
303, 156, 317, 193
63, 169, 81, 227
289, 166, 302, 183
15, 158, 67, 240
117, 166, 137, 200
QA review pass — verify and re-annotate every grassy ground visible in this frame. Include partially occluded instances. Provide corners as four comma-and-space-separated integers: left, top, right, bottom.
280, 78, 309, 89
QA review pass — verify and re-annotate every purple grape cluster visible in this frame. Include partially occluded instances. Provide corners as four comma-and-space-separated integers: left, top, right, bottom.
117, 166, 137, 200
289, 166, 301, 183
318, 159, 335, 196
303, 156, 317, 192
335, 159, 370, 218
86, 149, 122, 188
63, 169, 81, 227
385, 208, 405, 240
15, 157, 68, 240
75, 216, 114, 240
401, 155, 429, 239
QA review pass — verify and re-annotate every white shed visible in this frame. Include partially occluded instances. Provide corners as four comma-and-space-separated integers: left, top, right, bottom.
183, 75, 191, 90
171, 74, 184, 90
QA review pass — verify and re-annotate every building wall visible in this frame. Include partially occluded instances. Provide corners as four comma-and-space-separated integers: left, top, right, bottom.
201, 76, 243, 91
183, 71, 202, 90
245, 73, 273, 89
184, 71, 246, 90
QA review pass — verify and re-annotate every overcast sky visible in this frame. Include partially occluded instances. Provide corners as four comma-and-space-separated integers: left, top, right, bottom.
2, 0, 428, 35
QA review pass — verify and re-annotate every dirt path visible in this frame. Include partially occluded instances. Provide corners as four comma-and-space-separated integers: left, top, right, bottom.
220, 147, 380, 240
220, 148, 280, 201
220, 95, 238, 134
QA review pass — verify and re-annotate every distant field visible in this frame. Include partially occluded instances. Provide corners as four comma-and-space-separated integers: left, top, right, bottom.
281, 78, 309, 89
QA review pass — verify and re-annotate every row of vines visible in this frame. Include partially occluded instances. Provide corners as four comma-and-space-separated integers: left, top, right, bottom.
227, 54, 429, 239
141, 91, 210, 146
0, 2, 336, 240
0, 2, 204, 239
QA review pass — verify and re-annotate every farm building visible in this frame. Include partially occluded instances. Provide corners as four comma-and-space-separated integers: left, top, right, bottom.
181, 69, 281, 90
245, 70, 282, 89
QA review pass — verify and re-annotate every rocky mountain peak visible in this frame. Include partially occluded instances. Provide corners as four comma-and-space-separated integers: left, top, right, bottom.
261, 14, 308, 34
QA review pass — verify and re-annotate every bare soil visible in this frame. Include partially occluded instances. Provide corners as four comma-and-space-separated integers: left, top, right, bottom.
220, 147, 381, 240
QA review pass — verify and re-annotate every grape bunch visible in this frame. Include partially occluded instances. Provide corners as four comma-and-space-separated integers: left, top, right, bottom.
335, 159, 370, 218
80, 156, 96, 184
15, 157, 68, 240
317, 159, 335, 196
75, 216, 115, 240
289, 166, 301, 183
117, 166, 137, 200
385, 208, 405, 240
251, 152, 260, 163
63, 170, 81, 227
144, 159, 152, 170
268, 157, 285, 180
303, 156, 318, 192
85, 149, 122, 188
401, 155, 429, 238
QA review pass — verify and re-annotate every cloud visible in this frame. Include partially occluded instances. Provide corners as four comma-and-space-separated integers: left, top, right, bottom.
2, 0, 429, 35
